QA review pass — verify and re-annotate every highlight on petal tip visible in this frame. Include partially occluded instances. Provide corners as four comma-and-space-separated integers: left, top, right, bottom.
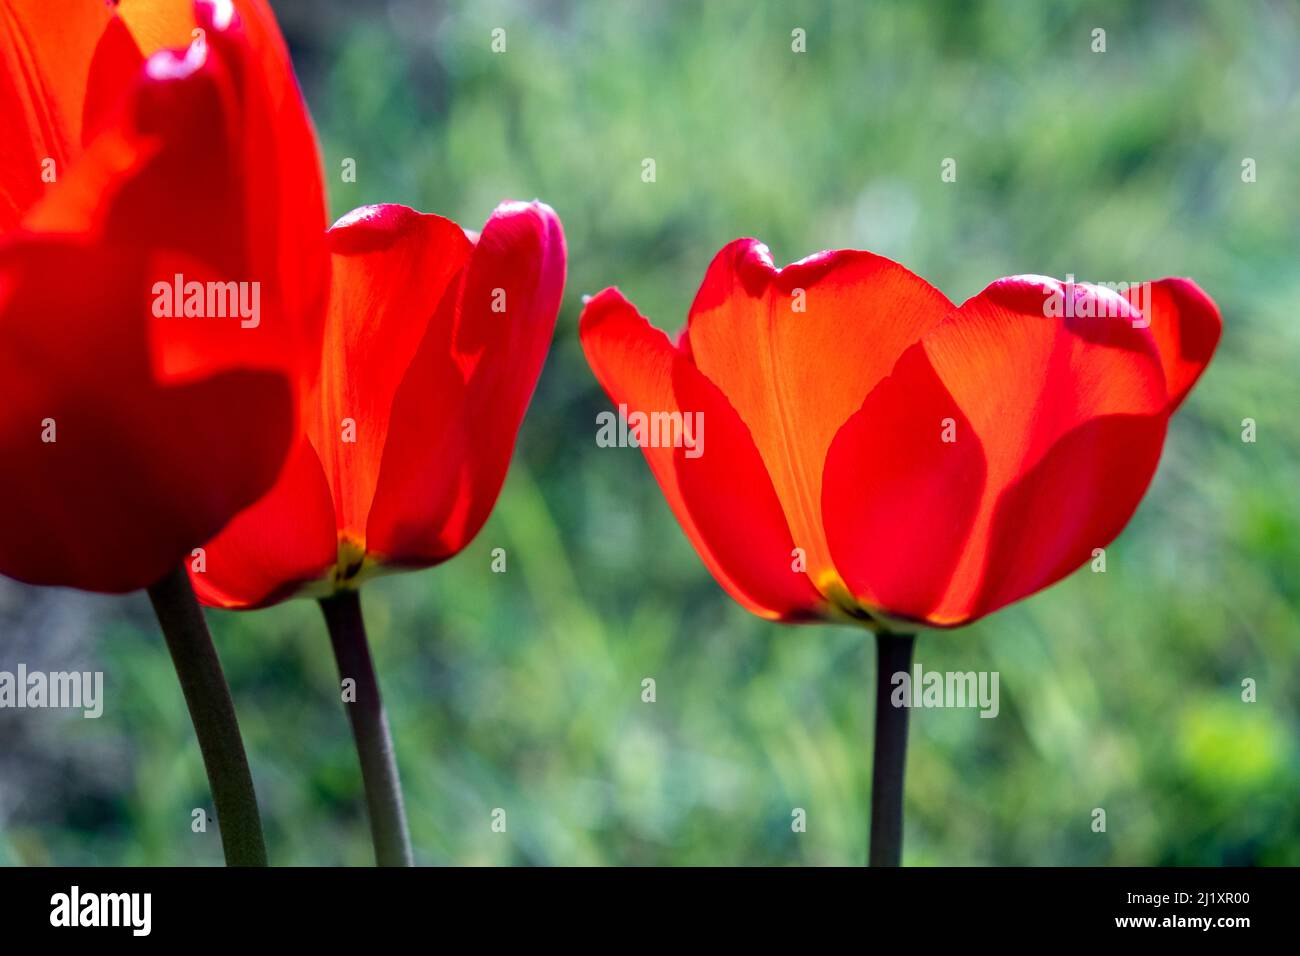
202, 0, 237, 31
330, 204, 395, 231
143, 36, 208, 81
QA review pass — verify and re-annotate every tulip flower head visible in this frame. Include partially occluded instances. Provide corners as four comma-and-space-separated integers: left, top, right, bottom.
191, 201, 566, 608
580, 239, 1220, 631
0, 0, 329, 592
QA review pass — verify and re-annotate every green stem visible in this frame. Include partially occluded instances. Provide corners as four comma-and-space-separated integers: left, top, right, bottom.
319, 590, 413, 866
869, 630, 915, 867
146, 564, 267, 866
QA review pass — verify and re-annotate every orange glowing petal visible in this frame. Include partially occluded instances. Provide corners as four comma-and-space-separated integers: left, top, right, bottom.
581, 287, 827, 622
682, 238, 951, 594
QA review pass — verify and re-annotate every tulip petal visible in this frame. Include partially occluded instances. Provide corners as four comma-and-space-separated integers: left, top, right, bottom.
307, 204, 472, 549
114, 0, 200, 56
581, 288, 826, 621
0, 239, 292, 592
1127, 277, 1222, 412
24, 0, 330, 387
190, 437, 337, 608
0, 0, 140, 229
366, 201, 565, 565
206, 0, 331, 388
111, 0, 294, 79
828, 276, 1169, 626
822, 344, 987, 623
972, 412, 1166, 619
683, 239, 952, 590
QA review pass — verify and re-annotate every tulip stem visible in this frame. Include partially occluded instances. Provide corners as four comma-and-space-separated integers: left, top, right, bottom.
319, 590, 413, 866
869, 630, 915, 867
146, 564, 267, 866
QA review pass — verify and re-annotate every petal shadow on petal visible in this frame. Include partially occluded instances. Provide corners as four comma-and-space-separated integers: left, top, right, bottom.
822, 342, 987, 624
970, 411, 1167, 620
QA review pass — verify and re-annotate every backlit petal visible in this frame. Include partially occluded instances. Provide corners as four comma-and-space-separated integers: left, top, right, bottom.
683, 239, 951, 593
581, 287, 826, 621
367, 201, 564, 565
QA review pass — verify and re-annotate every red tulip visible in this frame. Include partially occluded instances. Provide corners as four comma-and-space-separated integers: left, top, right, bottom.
580, 239, 1220, 629
0, 0, 328, 592
191, 201, 566, 609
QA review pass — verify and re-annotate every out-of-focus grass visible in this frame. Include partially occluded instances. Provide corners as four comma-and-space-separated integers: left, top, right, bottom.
1, 0, 1296, 866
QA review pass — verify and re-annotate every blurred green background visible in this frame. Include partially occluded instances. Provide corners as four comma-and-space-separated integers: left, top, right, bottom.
2, 0, 1298, 865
